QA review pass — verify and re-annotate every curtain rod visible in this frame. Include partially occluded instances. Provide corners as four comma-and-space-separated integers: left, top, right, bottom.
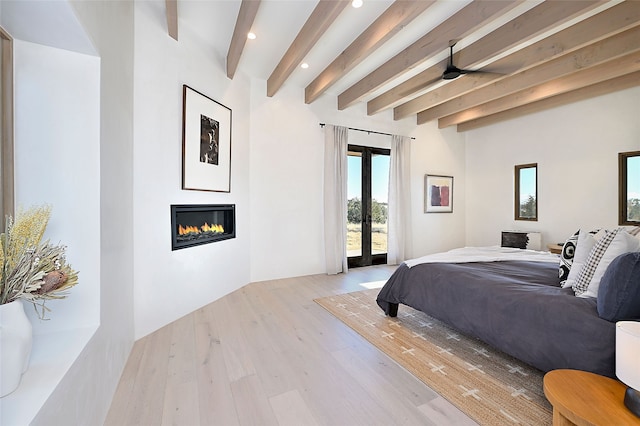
319, 123, 415, 140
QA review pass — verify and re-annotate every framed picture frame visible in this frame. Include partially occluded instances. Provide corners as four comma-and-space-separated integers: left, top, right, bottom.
424, 174, 453, 213
182, 85, 232, 192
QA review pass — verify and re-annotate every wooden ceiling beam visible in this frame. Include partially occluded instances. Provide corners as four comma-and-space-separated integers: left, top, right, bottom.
337, 0, 523, 110
393, 73, 501, 120
456, 71, 640, 132
267, 0, 349, 97
436, 50, 640, 128
227, 0, 261, 79
373, 0, 605, 118
405, 1, 640, 122
166, 0, 178, 41
418, 26, 640, 124
304, 0, 435, 104
369, 62, 445, 115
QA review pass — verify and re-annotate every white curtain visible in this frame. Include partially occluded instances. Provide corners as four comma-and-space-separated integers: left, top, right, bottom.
323, 125, 349, 274
387, 134, 412, 265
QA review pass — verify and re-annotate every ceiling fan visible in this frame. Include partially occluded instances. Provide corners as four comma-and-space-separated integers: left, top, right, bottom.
442, 43, 476, 80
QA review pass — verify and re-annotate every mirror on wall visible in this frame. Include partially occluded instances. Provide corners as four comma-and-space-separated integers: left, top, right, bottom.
619, 151, 640, 225
515, 163, 537, 221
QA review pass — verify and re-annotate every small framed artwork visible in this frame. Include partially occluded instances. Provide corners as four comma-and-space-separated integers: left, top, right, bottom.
182, 85, 232, 192
424, 174, 453, 213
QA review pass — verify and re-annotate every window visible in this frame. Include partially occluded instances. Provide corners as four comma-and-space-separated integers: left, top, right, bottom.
515, 163, 537, 221
619, 151, 640, 225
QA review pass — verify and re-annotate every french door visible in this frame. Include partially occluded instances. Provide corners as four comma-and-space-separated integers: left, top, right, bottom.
347, 145, 390, 268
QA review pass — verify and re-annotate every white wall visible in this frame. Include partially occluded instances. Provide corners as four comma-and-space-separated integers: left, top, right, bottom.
132, 1, 251, 339
248, 80, 467, 282
409, 121, 467, 257
29, 1, 136, 424
248, 81, 413, 282
248, 81, 326, 282
465, 87, 640, 249
6, 37, 103, 426
13, 40, 100, 331
0, 1, 135, 424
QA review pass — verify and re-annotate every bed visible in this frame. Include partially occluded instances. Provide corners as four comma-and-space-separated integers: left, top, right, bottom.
376, 246, 618, 378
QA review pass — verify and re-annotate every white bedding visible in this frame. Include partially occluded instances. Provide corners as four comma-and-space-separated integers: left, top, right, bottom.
404, 246, 559, 268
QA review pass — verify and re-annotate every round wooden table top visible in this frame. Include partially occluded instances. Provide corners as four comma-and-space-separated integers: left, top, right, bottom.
543, 369, 640, 425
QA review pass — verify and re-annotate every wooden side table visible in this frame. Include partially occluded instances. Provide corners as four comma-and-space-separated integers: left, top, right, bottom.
548, 243, 563, 254
543, 369, 640, 425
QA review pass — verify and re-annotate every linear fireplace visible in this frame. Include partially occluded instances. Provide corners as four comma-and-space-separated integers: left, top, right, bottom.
171, 204, 235, 250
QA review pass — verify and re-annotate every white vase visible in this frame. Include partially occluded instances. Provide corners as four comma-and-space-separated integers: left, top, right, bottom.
0, 299, 33, 397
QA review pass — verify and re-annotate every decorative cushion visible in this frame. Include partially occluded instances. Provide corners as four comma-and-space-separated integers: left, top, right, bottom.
559, 230, 579, 283
627, 226, 640, 237
580, 230, 640, 298
572, 229, 619, 296
562, 229, 604, 289
597, 252, 640, 321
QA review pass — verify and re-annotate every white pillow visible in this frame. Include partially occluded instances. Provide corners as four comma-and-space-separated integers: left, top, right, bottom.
626, 226, 640, 237
579, 229, 640, 298
562, 229, 604, 289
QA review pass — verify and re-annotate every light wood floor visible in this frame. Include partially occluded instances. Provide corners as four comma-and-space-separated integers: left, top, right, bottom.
105, 265, 477, 425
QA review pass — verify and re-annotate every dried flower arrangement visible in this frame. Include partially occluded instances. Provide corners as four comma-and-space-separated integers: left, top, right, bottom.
0, 205, 79, 318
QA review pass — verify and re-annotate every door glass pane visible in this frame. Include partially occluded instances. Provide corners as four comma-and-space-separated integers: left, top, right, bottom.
371, 153, 389, 255
347, 153, 362, 257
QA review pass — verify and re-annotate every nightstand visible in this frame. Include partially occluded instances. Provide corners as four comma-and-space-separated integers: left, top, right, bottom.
547, 243, 563, 254
543, 369, 640, 425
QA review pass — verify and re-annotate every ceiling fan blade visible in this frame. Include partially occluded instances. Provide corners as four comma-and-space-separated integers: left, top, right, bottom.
442, 42, 504, 80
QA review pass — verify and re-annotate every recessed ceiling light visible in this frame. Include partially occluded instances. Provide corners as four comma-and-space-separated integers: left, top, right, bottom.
301, 63, 309, 69
352, 0, 363, 8
247, 32, 256, 40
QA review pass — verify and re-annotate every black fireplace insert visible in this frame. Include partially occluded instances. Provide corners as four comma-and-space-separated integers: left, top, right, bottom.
171, 204, 235, 250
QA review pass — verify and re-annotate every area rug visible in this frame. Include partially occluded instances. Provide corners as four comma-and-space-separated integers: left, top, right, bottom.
315, 289, 552, 425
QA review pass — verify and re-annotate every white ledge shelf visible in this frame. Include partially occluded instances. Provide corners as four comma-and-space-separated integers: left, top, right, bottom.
0, 325, 97, 425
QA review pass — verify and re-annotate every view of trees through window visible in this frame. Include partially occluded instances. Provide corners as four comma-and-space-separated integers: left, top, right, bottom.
346, 197, 388, 256
519, 195, 536, 219
629, 198, 640, 222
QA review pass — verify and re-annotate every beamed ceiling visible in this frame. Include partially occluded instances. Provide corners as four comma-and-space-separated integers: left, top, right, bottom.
163, 0, 640, 132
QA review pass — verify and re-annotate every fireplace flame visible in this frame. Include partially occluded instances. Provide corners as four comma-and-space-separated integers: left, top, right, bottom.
178, 222, 224, 236
201, 222, 224, 233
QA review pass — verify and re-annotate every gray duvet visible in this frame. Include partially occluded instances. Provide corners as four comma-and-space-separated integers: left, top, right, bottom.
376, 261, 616, 378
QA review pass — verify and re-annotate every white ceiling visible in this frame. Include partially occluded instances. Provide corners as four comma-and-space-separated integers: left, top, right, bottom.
0, 0, 97, 56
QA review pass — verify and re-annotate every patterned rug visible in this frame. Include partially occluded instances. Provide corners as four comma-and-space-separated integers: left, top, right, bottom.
315, 289, 552, 425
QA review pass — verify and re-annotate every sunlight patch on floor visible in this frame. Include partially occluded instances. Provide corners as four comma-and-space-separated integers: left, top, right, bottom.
359, 280, 386, 289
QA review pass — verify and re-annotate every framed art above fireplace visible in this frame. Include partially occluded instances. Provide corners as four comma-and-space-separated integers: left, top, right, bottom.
182, 85, 232, 192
